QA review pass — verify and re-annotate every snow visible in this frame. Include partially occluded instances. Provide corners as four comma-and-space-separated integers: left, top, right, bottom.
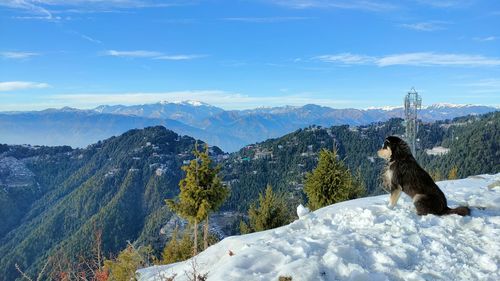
297, 204, 310, 218
163, 100, 210, 107
364, 105, 403, 111
138, 174, 500, 281
425, 146, 450, 156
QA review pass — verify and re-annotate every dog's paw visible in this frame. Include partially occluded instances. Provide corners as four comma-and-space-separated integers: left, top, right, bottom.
387, 204, 395, 209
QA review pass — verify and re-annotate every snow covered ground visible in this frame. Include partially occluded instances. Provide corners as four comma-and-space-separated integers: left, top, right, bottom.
138, 174, 500, 281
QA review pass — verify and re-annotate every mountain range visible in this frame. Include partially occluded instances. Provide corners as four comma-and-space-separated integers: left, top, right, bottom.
1, 101, 497, 152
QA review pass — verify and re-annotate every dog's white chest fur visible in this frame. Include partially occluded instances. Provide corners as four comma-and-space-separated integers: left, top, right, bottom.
382, 164, 394, 189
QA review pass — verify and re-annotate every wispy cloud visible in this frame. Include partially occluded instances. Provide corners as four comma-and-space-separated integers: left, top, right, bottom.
377, 53, 500, 67
104, 50, 163, 58
473, 36, 497, 42
267, 0, 397, 12
0, 51, 39, 59
0, 81, 50, 92
1, 0, 188, 21
314, 52, 500, 67
0, 0, 53, 19
104, 50, 205, 60
80, 34, 102, 44
314, 53, 373, 64
155, 55, 207, 60
400, 21, 449, 31
415, 0, 474, 8
222, 16, 312, 23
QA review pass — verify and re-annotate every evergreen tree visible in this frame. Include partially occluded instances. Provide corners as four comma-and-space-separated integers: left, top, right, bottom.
166, 143, 229, 255
240, 185, 293, 233
430, 169, 443, 181
161, 227, 193, 265
303, 149, 365, 211
103, 243, 153, 281
448, 166, 459, 180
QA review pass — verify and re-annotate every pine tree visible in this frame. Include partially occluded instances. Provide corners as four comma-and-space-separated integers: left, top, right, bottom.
103, 244, 143, 281
161, 227, 194, 265
448, 166, 459, 180
303, 149, 365, 211
166, 143, 229, 255
430, 169, 443, 181
240, 185, 293, 233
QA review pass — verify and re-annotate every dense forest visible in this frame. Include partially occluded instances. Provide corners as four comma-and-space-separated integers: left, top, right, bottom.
0, 111, 498, 280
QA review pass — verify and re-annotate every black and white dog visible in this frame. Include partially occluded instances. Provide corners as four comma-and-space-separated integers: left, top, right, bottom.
377, 136, 470, 216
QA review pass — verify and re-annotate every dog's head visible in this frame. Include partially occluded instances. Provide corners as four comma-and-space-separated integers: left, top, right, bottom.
377, 136, 412, 161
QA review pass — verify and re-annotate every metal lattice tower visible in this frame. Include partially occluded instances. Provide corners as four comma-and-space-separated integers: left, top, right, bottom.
404, 87, 422, 155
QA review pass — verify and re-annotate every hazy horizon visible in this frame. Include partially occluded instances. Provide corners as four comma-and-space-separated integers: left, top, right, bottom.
1, 99, 498, 113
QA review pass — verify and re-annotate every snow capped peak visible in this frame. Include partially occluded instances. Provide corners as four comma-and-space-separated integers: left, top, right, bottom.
364, 105, 403, 111
159, 100, 212, 107
138, 174, 500, 281
424, 103, 474, 109
183, 100, 207, 106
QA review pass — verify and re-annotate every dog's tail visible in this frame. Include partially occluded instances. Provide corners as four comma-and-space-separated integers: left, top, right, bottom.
444, 206, 471, 216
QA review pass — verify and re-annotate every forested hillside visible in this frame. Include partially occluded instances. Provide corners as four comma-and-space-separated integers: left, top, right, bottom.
221, 112, 499, 211
0, 112, 498, 280
0, 127, 222, 280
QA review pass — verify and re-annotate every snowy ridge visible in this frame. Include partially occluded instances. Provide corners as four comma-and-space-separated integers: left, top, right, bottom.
161, 100, 212, 107
138, 174, 500, 281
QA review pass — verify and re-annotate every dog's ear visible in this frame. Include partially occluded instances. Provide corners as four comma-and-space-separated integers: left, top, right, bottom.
390, 137, 412, 159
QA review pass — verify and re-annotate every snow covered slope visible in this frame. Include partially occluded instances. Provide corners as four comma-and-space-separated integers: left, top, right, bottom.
138, 174, 500, 281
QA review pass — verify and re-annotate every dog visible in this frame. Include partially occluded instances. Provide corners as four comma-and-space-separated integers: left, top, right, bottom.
377, 136, 470, 216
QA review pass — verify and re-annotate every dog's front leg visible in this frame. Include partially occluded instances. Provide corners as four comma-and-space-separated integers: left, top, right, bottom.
388, 186, 402, 209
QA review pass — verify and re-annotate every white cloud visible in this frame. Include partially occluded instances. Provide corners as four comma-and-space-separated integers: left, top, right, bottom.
155, 54, 206, 60
222, 16, 312, 23
0, 81, 50, 91
104, 50, 205, 60
0, 51, 39, 59
314, 53, 374, 64
314, 52, 500, 67
0, 0, 54, 19
80, 34, 102, 44
400, 21, 448, 31
267, 0, 396, 12
415, 0, 474, 8
1, 0, 186, 20
474, 36, 497, 42
104, 50, 162, 58
376, 53, 500, 67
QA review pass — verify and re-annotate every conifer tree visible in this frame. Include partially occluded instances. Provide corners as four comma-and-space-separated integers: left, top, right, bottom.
103, 243, 153, 280
161, 227, 193, 265
240, 185, 293, 233
430, 169, 443, 181
304, 149, 364, 211
448, 166, 459, 180
166, 143, 229, 255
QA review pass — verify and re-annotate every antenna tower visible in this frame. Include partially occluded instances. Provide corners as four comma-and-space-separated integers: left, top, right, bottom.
404, 87, 422, 155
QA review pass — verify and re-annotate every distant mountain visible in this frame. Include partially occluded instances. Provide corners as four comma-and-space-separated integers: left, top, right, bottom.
94, 100, 224, 127
0, 108, 243, 151
0, 101, 497, 152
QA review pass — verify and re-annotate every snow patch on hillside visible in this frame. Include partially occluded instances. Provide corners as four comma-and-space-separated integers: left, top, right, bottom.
425, 146, 450, 156
138, 174, 500, 281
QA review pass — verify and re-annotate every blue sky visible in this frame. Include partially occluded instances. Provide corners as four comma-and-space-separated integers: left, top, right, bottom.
1, 0, 499, 110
